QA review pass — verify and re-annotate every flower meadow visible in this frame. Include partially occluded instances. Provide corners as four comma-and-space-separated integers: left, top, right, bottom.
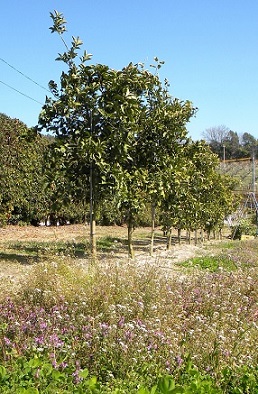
0, 241, 258, 393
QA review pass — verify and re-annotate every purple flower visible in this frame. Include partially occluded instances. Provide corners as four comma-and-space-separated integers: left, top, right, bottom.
175, 355, 183, 366
59, 361, 68, 370
34, 336, 45, 345
118, 316, 125, 328
49, 333, 64, 348
4, 337, 11, 346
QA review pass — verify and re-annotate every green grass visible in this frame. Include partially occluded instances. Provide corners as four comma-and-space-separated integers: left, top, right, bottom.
179, 255, 238, 272
96, 235, 124, 251
0, 240, 86, 261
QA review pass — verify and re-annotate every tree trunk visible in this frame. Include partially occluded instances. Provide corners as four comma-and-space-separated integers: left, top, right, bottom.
89, 151, 97, 260
150, 203, 155, 256
90, 215, 97, 259
128, 213, 135, 259
178, 228, 181, 245
167, 228, 172, 250
187, 230, 191, 244
194, 229, 198, 245
200, 229, 204, 243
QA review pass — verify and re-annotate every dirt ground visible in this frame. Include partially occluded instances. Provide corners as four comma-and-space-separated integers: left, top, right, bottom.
0, 223, 211, 261
0, 224, 215, 292
0, 223, 102, 242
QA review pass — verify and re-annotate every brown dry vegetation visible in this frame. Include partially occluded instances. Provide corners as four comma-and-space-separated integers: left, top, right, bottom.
0, 224, 215, 293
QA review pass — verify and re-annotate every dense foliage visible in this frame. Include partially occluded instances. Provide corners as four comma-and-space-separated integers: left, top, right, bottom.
0, 113, 47, 225
0, 113, 86, 226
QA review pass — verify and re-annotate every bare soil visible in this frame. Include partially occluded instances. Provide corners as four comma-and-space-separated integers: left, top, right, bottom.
0, 224, 215, 292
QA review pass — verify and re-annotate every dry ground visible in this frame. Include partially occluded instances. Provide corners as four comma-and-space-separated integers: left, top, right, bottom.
0, 224, 219, 292
0, 223, 213, 261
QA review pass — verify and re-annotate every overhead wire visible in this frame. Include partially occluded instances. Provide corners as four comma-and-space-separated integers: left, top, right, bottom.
0, 56, 54, 106
0, 79, 44, 105
0, 57, 51, 94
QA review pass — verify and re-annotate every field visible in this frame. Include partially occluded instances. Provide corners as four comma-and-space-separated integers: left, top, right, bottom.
0, 224, 258, 393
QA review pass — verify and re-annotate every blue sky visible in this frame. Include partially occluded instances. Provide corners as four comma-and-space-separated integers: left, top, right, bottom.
1, 0, 258, 140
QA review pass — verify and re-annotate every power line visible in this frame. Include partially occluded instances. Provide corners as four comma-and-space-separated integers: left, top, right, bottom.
0, 57, 51, 94
0, 79, 44, 105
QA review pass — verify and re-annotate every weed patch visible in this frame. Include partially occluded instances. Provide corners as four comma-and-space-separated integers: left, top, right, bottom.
179, 255, 238, 272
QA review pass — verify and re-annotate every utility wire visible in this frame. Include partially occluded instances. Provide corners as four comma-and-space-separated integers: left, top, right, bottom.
0, 79, 44, 105
0, 57, 51, 94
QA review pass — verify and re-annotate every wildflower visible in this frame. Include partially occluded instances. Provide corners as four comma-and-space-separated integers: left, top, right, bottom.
59, 361, 68, 370
35, 336, 45, 345
175, 355, 183, 366
118, 316, 125, 328
49, 333, 64, 348
4, 337, 11, 346
34, 368, 40, 379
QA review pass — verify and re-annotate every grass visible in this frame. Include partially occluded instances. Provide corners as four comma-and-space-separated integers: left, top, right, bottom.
0, 237, 123, 262
179, 255, 238, 272
1, 228, 258, 391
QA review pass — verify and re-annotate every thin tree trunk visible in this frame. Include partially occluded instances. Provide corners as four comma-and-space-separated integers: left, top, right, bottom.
90, 215, 97, 259
167, 228, 172, 250
187, 230, 191, 244
89, 178, 97, 260
128, 212, 135, 259
89, 110, 97, 260
178, 228, 181, 245
194, 229, 198, 245
150, 203, 155, 256
200, 229, 204, 243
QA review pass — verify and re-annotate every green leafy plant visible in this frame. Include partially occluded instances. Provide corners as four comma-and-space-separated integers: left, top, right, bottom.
180, 256, 237, 272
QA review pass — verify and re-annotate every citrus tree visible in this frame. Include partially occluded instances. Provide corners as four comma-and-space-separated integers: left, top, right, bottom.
39, 11, 196, 257
0, 113, 49, 225
160, 140, 238, 244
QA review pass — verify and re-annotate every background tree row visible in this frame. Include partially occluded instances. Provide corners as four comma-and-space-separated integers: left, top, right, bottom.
203, 125, 258, 160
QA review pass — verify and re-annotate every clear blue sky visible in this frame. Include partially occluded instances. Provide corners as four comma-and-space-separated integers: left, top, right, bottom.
1, 0, 258, 140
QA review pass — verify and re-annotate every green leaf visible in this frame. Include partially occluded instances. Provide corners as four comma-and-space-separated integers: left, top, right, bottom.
158, 375, 176, 393
0, 365, 7, 379
79, 368, 89, 379
137, 387, 150, 394
28, 357, 41, 369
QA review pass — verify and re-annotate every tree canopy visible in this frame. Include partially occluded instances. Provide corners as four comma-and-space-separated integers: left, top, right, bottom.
203, 125, 258, 160
38, 10, 198, 257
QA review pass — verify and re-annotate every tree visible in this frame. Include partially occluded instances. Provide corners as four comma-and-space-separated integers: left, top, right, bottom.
240, 132, 258, 157
137, 75, 195, 254
39, 10, 196, 258
202, 125, 230, 158
203, 127, 258, 160
223, 130, 242, 159
160, 140, 238, 244
0, 113, 50, 225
